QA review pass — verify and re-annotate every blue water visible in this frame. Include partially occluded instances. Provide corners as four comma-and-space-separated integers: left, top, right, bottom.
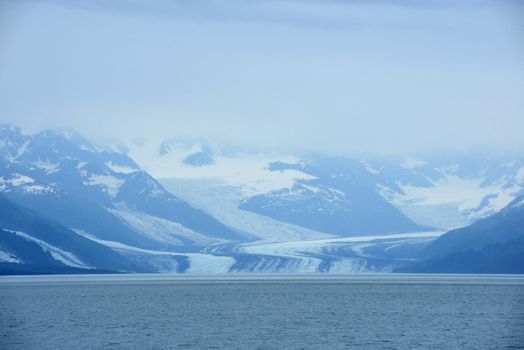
1, 274, 523, 349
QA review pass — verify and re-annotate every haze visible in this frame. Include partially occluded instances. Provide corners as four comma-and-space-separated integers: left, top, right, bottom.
0, 0, 523, 154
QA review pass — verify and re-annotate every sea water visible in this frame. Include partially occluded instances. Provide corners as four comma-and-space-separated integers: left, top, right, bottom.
1, 274, 523, 349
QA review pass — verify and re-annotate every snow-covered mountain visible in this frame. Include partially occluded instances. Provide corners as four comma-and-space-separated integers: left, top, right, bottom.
125, 139, 426, 237
2, 125, 522, 274
126, 137, 523, 234
399, 194, 524, 273
0, 125, 243, 272
239, 156, 427, 235
0, 194, 151, 274
120, 136, 524, 273
371, 154, 524, 229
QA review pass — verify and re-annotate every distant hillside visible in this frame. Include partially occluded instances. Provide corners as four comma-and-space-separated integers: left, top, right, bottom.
0, 194, 151, 274
398, 195, 524, 273
0, 124, 241, 251
239, 157, 429, 235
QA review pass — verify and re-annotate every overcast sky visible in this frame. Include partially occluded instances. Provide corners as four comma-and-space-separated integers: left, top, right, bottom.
0, 0, 523, 154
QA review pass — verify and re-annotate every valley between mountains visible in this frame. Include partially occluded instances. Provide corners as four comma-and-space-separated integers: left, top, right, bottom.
1, 124, 523, 274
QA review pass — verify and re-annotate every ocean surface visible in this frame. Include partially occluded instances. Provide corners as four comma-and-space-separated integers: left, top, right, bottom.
1, 274, 523, 349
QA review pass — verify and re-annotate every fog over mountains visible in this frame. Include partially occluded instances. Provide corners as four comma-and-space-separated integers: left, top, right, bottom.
1, 1, 522, 274
1, 124, 523, 274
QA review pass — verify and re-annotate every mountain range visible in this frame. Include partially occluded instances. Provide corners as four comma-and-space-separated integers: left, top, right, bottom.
1, 124, 522, 274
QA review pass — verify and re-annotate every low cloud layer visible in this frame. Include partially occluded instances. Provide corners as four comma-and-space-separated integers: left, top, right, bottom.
0, 0, 523, 154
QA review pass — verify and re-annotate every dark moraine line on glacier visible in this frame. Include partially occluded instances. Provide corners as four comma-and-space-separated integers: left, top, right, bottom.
223, 232, 442, 273
202, 242, 300, 273
211, 240, 325, 273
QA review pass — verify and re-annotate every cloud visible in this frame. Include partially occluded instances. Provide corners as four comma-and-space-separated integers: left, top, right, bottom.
4, 0, 502, 31
0, 0, 523, 154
